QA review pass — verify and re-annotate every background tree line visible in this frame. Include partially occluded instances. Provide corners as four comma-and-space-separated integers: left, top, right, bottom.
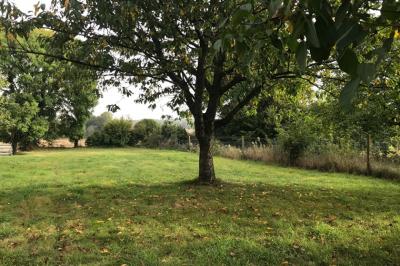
85, 113, 188, 149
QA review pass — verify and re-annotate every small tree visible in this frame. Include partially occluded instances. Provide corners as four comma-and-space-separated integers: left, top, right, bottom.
85, 112, 113, 137
161, 121, 187, 144
0, 94, 48, 154
130, 119, 161, 146
102, 119, 132, 147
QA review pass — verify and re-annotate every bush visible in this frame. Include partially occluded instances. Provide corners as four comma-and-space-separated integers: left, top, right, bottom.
103, 119, 132, 146
277, 119, 316, 165
130, 119, 161, 146
86, 131, 105, 146
86, 119, 132, 147
161, 121, 187, 144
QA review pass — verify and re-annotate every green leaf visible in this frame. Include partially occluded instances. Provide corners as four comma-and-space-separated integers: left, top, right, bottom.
305, 18, 320, 48
308, 0, 322, 11
310, 46, 331, 63
357, 63, 376, 83
213, 39, 223, 52
240, 3, 252, 12
296, 42, 307, 71
336, 23, 367, 51
232, 4, 252, 25
286, 36, 299, 52
315, 15, 336, 47
335, 0, 350, 27
381, 0, 400, 21
269, 0, 283, 17
338, 48, 358, 76
340, 77, 361, 109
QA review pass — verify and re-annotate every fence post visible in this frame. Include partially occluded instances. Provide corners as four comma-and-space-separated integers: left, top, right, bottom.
367, 134, 371, 175
241, 136, 245, 151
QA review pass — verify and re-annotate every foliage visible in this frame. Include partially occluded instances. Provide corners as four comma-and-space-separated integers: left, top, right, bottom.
0, 149, 399, 265
56, 63, 99, 145
0, 28, 99, 144
87, 119, 132, 147
86, 118, 189, 149
85, 131, 105, 147
216, 79, 314, 141
276, 116, 318, 165
160, 120, 187, 144
85, 112, 113, 137
0, 93, 48, 153
129, 119, 161, 146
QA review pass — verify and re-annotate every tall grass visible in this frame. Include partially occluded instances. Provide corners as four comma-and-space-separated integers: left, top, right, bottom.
215, 143, 400, 179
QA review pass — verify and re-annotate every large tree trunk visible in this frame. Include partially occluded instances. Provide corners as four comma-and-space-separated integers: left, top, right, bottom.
74, 139, 79, 148
11, 141, 17, 155
198, 136, 216, 184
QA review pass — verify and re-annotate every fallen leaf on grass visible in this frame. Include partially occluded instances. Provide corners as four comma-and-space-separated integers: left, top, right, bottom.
100, 248, 109, 254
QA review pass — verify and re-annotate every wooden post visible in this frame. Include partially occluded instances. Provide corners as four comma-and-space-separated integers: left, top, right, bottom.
188, 135, 191, 151
367, 134, 371, 175
241, 136, 245, 150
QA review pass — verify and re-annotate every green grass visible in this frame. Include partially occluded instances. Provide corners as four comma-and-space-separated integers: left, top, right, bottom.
0, 148, 399, 265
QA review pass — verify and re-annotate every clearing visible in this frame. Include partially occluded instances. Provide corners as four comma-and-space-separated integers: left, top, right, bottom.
0, 148, 399, 265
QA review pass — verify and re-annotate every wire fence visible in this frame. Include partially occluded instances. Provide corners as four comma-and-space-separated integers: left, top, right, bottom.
186, 134, 400, 164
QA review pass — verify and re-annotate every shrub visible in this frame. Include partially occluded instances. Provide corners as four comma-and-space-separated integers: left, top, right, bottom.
161, 121, 187, 144
103, 119, 132, 146
86, 131, 105, 146
86, 119, 132, 147
130, 119, 161, 146
277, 119, 316, 165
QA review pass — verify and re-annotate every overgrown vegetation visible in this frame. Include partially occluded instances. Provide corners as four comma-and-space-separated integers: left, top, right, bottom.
215, 143, 400, 180
86, 114, 187, 149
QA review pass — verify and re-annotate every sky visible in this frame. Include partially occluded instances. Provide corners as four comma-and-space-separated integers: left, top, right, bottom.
11, 0, 176, 119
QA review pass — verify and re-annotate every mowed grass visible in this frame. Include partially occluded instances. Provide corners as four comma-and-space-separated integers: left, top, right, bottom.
0, 149, 399, 265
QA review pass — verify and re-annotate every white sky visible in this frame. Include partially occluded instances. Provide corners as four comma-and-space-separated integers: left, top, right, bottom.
11, 0, 175, 119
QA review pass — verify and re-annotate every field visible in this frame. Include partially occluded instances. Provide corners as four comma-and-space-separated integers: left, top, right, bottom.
0, 148, 399, 265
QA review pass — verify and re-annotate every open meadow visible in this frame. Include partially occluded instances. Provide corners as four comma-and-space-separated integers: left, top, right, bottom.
0, 148, 399, 265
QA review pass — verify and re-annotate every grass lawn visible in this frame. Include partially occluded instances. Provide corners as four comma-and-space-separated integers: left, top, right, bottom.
0, 148, 399, 265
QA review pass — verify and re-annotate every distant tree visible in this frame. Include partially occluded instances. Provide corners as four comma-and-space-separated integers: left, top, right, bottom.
102, 119, 133, 147
0, 93, 48, 154
161, 120, 187, 144
85, 112, 113, 137
58, 64, 98, 147
0, 29, 99, 144
130, 119, 161, 146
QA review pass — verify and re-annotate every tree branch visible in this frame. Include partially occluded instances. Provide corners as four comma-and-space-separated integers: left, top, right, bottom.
215, 85, 262, 129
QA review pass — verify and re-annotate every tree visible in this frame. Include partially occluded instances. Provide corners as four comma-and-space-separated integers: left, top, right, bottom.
85, 112, 113, 137
102, 119, 132, 147
0, 93, 48, 154
216, 79, 313, 142
130, 119, 161, 146
0, 28, 100, 144
58, 63, 98, 147
1, 0, 398, 183
161, 120, 187, 144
